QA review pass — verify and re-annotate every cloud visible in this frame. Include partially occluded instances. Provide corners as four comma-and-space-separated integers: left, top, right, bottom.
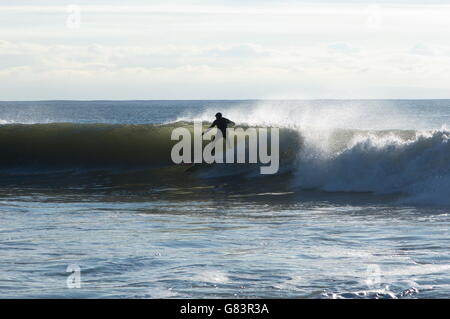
409, 44, 435, 56
328, 43, 360, 54
1, 2, 450, 99
205, 44, 267, 58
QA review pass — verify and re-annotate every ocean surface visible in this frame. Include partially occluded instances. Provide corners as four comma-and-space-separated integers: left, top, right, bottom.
1, 99, 450, 298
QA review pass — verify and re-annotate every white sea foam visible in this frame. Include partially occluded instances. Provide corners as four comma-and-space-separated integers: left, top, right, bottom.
192, 270, 230, 284
295, 128, 450, 205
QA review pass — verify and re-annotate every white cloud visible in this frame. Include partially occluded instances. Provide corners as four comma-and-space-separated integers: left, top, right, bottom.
409, 44, 435, 56
1, 2, 450, 99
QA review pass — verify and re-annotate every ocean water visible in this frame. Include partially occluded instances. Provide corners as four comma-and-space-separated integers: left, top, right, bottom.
1, 99, 450, 298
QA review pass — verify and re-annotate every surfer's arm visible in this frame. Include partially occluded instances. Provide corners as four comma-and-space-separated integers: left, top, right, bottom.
202, 121, 216, 136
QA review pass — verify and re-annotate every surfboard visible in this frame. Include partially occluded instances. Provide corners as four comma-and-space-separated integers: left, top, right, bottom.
185, 163, 211, 173
184, 135, 233, 173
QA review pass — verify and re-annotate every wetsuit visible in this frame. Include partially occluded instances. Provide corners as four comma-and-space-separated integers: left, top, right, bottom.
210, 117, 233, 138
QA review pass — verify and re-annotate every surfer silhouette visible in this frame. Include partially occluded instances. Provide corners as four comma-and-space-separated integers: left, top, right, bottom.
202, 112, 235, 139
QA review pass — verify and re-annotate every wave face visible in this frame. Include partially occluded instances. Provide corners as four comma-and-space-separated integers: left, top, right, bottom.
0, 122, 300, 175
1, 118, 450, 205
0, 123, 178, 171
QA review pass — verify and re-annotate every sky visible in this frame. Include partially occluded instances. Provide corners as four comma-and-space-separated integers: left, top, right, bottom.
1, 0, 450, 100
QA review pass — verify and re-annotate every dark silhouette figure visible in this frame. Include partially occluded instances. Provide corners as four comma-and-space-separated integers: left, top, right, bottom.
203, 112, 235, 138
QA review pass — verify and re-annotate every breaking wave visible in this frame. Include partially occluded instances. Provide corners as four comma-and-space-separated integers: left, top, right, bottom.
294, 128, 450, 206
1, 119, 450, 205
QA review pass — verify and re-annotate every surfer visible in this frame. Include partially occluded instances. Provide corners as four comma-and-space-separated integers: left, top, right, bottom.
202, 112, 235, 139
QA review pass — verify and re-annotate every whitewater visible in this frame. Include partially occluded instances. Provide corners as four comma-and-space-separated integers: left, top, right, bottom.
1, 100, 450, 298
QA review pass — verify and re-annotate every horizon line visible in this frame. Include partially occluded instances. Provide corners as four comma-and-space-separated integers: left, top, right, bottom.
2, 98, 450, 102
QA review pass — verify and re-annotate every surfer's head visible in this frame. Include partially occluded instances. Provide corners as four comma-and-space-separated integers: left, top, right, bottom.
215, 112, 222, 119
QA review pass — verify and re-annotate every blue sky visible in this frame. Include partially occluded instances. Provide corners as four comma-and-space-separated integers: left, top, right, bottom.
1, 1, 450, 99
